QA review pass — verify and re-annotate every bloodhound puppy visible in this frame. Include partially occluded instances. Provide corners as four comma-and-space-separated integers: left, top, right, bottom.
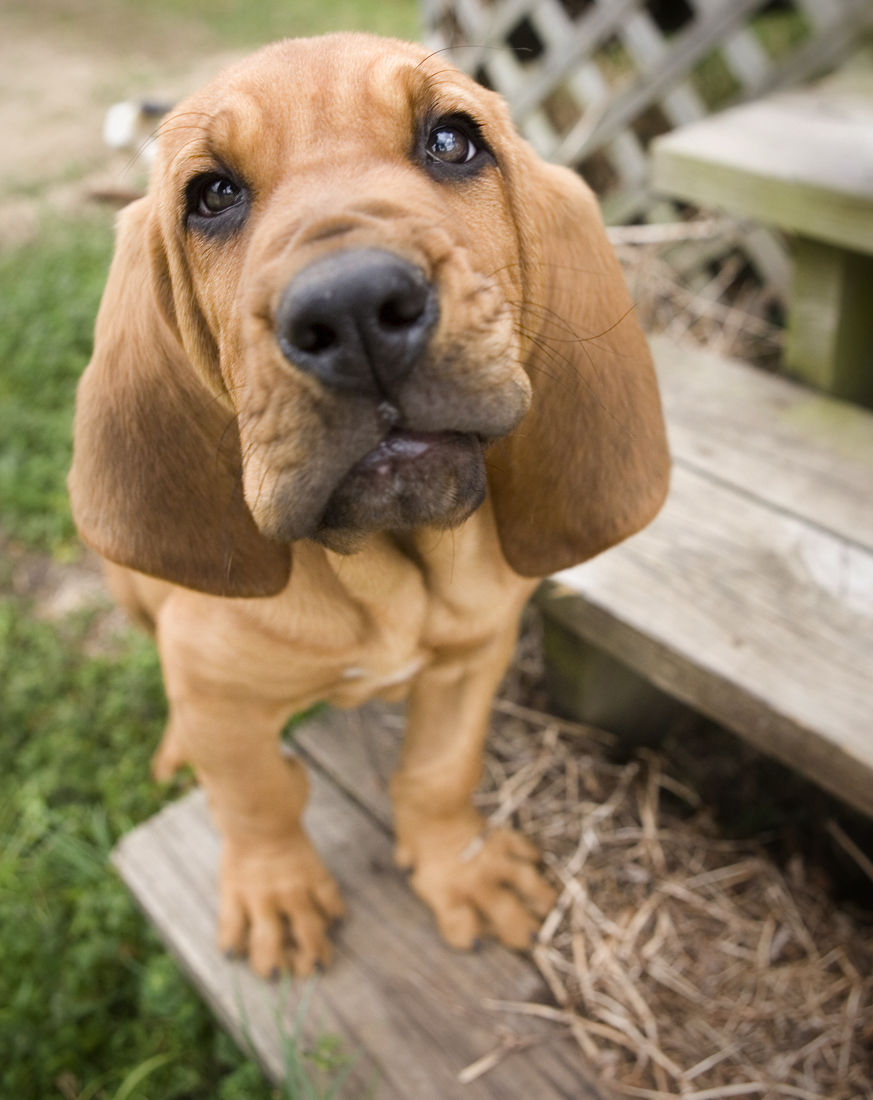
69, 33, 669, 978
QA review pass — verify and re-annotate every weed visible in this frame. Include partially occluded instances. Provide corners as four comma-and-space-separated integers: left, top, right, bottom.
236, 976, 368, 1100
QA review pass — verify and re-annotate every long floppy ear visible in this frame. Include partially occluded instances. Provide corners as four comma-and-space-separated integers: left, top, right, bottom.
487, 152, 670, 577
68, 199, 291, 597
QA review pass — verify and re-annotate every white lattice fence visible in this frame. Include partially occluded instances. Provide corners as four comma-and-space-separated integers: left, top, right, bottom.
422, 0, 873, 226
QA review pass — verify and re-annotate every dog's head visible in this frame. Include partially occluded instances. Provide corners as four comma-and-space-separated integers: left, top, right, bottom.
69, 34, 669, 596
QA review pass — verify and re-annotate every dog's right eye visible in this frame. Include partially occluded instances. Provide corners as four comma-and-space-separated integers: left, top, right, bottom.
186, 172, 249, 235
198, 176, 242, 215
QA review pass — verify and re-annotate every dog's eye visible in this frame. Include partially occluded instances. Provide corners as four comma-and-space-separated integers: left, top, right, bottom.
426, 126, 477, 165
198, 176, 242, 215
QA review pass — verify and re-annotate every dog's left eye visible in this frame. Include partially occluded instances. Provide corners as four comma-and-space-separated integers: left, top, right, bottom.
198, 176, 242, 215
426, 126, 477, 165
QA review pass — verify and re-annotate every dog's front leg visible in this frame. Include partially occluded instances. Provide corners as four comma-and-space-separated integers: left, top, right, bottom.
391, 637, 557, 952
160, 684, 344, 977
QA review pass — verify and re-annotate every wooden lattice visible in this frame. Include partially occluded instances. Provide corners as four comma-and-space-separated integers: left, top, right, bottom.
421, 0, 873, 235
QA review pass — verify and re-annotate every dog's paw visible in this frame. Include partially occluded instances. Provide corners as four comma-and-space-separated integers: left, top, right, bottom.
218, 831, 345, 977
398, 813, 557, 952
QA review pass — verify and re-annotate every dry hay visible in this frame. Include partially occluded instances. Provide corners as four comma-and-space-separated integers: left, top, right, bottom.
469, 699, 873, 1099
606, 216, 785, 370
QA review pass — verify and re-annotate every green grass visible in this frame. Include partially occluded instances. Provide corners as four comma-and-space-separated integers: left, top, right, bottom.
0, 595, 349, 1100
0, 215, 115, 556
0, 593, 360, 1099
0, 598, 278, 1099
6, 0, 420, 55
130, 0, 421, 47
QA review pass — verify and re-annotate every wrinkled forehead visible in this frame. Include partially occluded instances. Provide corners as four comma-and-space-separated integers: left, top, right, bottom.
158, 35, 492, 180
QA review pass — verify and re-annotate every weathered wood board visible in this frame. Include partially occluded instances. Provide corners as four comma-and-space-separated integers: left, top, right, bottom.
294, 702, 401, 829
651, 88, 873, 256
539, 336, 873, 818
650, 83, 873, 401
113, 731, 599, 1100
650, 335, 873, 550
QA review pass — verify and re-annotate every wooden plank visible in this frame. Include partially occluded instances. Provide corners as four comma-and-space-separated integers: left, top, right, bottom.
293, 702, 400, 828
650, 334, 873, 552
785, 238, 873, 406
113, 767, 598, 1100
542, 462, 873, 818
651, 88, 873, 255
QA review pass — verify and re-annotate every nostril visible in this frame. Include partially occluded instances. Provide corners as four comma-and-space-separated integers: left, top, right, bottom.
378, 287, 427, 329
292, 320, 337, 353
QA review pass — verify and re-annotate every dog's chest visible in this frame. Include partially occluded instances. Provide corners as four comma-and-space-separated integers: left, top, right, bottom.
258, 523, 533, 709
162, 514, 535, 714
314, 539, 433, 706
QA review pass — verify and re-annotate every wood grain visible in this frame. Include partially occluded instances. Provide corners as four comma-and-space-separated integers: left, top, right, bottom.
784, 238, 873, 405
543, 458, 873, 817
650, 334, 873, 551
113, 759, 600, 1100
651, 88, 873, 254
292, 702, 400, 829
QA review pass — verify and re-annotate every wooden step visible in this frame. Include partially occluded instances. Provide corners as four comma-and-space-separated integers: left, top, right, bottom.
538, 335, 873, 817
112, 705, 599, 1100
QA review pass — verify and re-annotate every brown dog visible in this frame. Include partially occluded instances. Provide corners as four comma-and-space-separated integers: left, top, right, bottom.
68, 33, 669, 978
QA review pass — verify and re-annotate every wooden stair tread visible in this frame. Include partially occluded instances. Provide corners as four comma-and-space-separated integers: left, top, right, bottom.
652, 334, 873, 551
541, 337, 873, 817
650, 87, 873, 254
112, 733, 599, 1100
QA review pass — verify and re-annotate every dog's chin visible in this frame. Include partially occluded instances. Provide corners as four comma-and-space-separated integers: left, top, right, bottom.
311, 430, 486, 554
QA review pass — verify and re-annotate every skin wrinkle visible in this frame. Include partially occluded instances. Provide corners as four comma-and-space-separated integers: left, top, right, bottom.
68, 33, 670, 977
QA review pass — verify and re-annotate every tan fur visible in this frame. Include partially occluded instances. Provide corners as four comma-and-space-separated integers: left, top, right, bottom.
69, 34, 669, 976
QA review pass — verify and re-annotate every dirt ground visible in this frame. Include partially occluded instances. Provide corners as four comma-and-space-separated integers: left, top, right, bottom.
1, 2, 244, 248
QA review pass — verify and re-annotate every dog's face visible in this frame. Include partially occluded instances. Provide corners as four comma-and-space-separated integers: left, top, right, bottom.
69, 33, 669, 596
154, 36, 531, 551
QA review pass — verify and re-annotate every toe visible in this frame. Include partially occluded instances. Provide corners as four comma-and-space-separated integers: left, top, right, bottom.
475, 884, 540, 951
218, 892, 248, 956
287, 902, 332, 976
314, 877, 346, 923
412, 874, 482, 948
501, 860, 558, 917
394, 840, 414, 869
434, 899, 482, 949
500, 829, 541, 863
248, 901, 286, 978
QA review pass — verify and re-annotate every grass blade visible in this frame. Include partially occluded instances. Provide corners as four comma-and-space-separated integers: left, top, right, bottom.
111, 1053, 173, 1100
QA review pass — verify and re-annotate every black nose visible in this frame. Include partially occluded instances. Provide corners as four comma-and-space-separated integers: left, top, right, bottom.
276, 249, 437, 394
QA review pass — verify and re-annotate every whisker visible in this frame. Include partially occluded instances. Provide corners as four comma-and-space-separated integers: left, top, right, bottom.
413, 43, 531, 73
513, 323, 635, 436
214, 411, 241, 465
118, 111, 213, 176
514, 322, 587, 384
